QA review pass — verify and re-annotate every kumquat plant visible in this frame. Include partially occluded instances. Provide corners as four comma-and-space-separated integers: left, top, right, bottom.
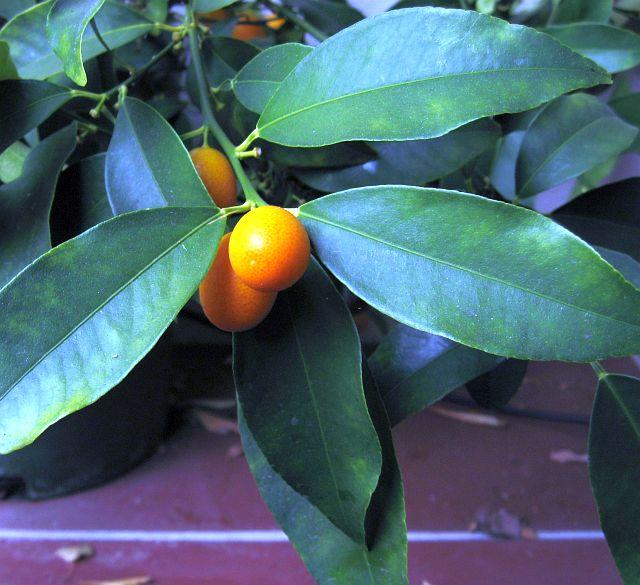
1, 0, 640, 582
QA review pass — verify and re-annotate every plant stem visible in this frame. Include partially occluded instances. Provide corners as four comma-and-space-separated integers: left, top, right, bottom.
187, 16, 266, 206
180, 126, 207, 141
591, 361, 608, 380
262, 0, 328, 42
105, 39, 181, 98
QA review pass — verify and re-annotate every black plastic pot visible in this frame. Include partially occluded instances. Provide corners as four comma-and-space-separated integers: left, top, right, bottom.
0, 334, 172, 500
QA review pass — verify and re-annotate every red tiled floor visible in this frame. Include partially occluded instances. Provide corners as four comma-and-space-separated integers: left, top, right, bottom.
0, 359, 637, 584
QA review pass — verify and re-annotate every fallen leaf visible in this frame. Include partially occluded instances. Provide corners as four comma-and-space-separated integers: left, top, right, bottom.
550, 449, 588, 464
470, 506, 536, 540
55, 544, 94, 563
80, 577, 153, 585
193, 410, 238, 435
431, 405, 507, 428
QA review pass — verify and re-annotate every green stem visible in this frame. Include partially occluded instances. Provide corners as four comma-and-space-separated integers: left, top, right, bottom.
262, 0, 328, 42
105, 39, 181, 98
591, 361, 608, 380
188, 17, 266, 206
180, 126, 207, 141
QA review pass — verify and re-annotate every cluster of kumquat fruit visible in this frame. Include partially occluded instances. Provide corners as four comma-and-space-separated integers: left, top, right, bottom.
198, 7, 285, 41
190, 146, 310, 333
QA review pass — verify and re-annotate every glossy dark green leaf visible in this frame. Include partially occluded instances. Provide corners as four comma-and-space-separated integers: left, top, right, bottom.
610, 92, 640, 151
51, 153, 113, 245
239, 364, 407, 583
233, 43, 313, 114
0, 41, 18, 81
192, 0, 236, 13
0, 0, 153, 81
553, 178, 640, 261
390, 0, 459, 8
106, 98, 214, 214
466, 359, 528, 409
0, 141, 29, 183
301, 186, 640, 361
0, 206, 224, 453
0, 80, 73, 155
256, 8, 609, 147
596, 248, 640, 289
369, 325, 503, 426
295, 119, 500, 192
541, 25, 640, 74
234, 259, 382, 544
0, 0, 34, 20
46, 0, 108, 86
283, 0, 363, 36
589, 374, 640, 584
0, 123, 76, 288
516, 93, 637, 198
549, 0, 612, 24
197, 36, 260, 89
143, 0, 168, 22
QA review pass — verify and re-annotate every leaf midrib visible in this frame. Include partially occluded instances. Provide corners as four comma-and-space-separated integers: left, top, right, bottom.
0, 90, 70, 128
519, 115, 619, 196
0, 210, 222, 402
259, 66, 602, 134
301, 210, 640, 331
21, 22, 152, 77
285, 293, 351, 534
603, 375, 640, 441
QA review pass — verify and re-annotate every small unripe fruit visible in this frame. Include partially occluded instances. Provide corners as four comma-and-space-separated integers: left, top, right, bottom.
229, 206, 311, 292
200, 234, 277, 332
189, 146, 237, 209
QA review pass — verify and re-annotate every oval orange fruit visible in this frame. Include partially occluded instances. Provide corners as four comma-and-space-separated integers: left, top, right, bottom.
189, 146, 237, 209
229, 206, 311, 292
200, 233, 277, 332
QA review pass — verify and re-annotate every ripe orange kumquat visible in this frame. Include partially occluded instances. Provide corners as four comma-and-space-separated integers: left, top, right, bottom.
199, 234, 277, 333
229, 206, 311, 292
189, 146, 237, 209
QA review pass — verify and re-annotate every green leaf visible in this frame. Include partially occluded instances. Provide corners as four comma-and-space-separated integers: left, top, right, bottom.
610, 92, 640, 151
589, 373, 640, 584
0, 141, 29, 183
51, 153, 113, 244
0, 80, 73, 155
466, 359, 528, 409
0, 123, 76, 288
239, 363, 408, 584
46, 0, 108, 86
596, 248, 640, 289
195, 36, 260, 89
549, 0, 612, 24
282, 0, 363, 36
233, 43, 313, 114
0, 0, 153, 81
553, 178, 640, 261
369, 325, 503, 426
233, 259, 382, 544
192, 0, 237, 13
0, 41, 18, 81
300, 186, 640, 361
256, 8, 610, 147
541, 24, 640, 74
106, 98, 214, 214
295, 119, 500, 192
0, 206, 224, 453
0, 0, 34, 21
516, 93, 637, 198
142, 0, 168, 22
